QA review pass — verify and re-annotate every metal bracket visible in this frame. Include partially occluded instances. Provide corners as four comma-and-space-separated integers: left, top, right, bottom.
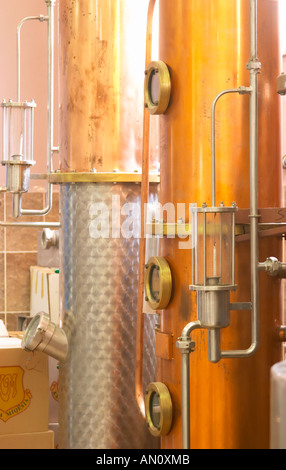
258, 257, 286, 278
277, 73, 286, 96
246, 58, 261, 71
176, 337, 196, 354
229, 302, 252, 311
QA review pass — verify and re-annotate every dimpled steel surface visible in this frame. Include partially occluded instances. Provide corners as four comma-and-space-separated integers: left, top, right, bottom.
58, 183, 158, 449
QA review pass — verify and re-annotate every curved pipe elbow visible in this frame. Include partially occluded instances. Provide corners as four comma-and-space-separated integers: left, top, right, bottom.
220, 340, 259, 359
181, 320, 202, 339
245, 341, 259, 356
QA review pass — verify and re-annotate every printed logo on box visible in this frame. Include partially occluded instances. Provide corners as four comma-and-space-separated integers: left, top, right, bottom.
50, 381, 59, 402
0, 366, 32, 422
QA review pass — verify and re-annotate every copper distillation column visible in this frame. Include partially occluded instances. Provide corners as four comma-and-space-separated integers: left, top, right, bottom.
21, 0, 160, 449
54, 0, 160, 449
142, 0, 284, 450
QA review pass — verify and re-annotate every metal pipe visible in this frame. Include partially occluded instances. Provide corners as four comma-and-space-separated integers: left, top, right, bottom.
203, 209, 206, 285
13, 14, 48, 218
12, 193, 21, 219
17, 15, 48, 103
211, 87, 251, 207
249, 0, 260, 356
258, 257, 286, 278
0, 221, 60, 228
20, 0, 55, 217
221, 0, 260, 359
181, 350, 190, 449
178, 320, 201, 449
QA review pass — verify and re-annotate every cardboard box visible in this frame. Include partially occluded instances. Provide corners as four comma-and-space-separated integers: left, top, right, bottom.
48, 423, 58, 449
47, 272, 60, 325
30, 266, 59, 324
30, 266, 51, 317
48, 357, 59, 423
0, 337, 49, 435
0, 430, 54, 449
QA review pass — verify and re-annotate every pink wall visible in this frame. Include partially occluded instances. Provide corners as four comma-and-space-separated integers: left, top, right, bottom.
0, 0, 59, 191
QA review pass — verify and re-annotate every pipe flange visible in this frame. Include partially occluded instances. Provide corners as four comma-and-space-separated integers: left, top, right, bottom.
144, 256, 172, 310
144, 61, 171, 115
41, 228, 59, 249
145, 382, 173, 437
277, 73, 286, 96
21, 312, 68, 362
246, 59, 261, 71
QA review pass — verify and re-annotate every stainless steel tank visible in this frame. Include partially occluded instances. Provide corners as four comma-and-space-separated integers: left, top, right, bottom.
58, 182, 158, 449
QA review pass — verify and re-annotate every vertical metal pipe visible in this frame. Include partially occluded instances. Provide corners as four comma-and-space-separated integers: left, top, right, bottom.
232, 210, 235, 285
8, 107, 11, 162
192, 205, 196, 285
250, 0, 257, 59
203, 211, 206, 285
220, 0, 259, 359
219, 213, 222, 279
191, 232, 195, 285
181, 350, 190, 449
249, 0, 259, 354
46, 0, 54, 186
2, 107, 5, 163
179, 320, 202, 449
20, 0, 55, 216
17, 23, 20, 104
208, 329, 221, 363
211, 96, 216, 208
12, 193, 21, 218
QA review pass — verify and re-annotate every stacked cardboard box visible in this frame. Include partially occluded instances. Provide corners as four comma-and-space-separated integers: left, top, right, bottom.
0, 336, 54, 449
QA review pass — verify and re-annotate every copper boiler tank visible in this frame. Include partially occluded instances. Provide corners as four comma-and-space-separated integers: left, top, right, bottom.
151, 0, 282, 449
56, 0, 159, 449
